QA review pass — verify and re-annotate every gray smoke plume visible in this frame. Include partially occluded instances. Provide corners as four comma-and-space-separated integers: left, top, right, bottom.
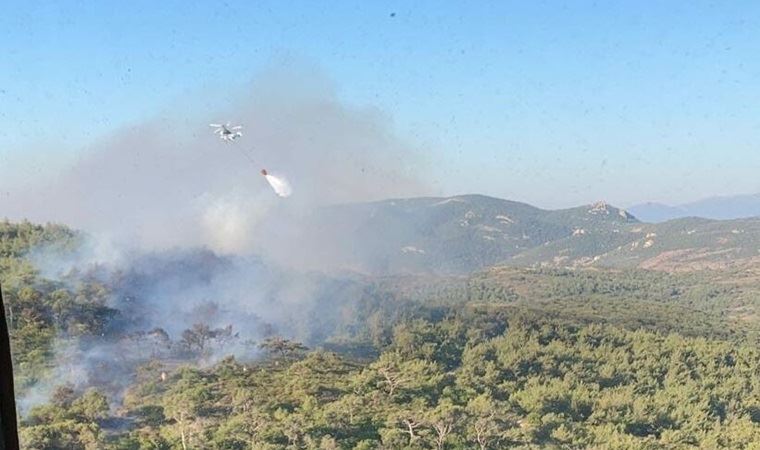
3, 63, 429, 257
3, 63, 432, 411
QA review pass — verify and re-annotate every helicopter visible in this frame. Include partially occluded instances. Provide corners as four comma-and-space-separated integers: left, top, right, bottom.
209, 123, 243, 142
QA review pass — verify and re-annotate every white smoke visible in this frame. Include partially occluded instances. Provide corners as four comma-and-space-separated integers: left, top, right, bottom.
4, 62, 433, 411
1, 62, 429, 257
197, 190, 275, 254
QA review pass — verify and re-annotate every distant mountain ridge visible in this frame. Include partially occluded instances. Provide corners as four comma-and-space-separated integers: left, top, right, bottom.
629, 193, 760, 222
305, 194, 760, 274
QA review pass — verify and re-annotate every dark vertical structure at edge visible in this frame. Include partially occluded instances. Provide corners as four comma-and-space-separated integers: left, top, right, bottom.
0, 284, 19, 450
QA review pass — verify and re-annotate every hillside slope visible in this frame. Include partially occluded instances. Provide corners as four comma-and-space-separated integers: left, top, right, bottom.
308, 195, 760, 273
307, 195, 637, 273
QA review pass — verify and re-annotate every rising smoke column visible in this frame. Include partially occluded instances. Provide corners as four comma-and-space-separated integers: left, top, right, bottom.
2, 62, 432, 410
1, 62, 429, 258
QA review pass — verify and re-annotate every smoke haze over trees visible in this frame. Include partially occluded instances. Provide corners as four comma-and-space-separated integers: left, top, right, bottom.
4, 62, 760, 450
5, 220, 760, 448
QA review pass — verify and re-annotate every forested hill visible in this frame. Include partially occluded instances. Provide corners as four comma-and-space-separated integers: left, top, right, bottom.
304, 195, 760, 274
4, 220, 760, 448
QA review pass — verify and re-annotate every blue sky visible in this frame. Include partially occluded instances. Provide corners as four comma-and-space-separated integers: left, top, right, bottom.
2, 0, 760, 208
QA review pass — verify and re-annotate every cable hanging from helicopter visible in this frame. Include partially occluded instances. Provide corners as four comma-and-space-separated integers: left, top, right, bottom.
209, 122, 292, 198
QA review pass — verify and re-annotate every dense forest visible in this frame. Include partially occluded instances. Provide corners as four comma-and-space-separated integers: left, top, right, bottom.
4, 221, 760, 449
